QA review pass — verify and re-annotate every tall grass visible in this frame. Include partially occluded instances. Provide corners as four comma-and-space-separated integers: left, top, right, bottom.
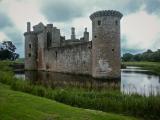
1, 72, 160, 119
0, 61, 160, 120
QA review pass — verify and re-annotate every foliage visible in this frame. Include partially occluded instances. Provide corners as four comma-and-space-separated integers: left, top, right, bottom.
2, 41, 16, 52
122, 49, 160, 62
0, 41, 19, 60
0, 83, 138, 120
122, 53, 134, 61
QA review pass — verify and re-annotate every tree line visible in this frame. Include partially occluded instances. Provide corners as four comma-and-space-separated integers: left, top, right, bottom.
0, 41, 19, 60
122, 49, 160, 62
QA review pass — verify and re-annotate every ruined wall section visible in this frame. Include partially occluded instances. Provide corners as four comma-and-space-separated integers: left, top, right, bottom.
44, 42, 92, 75
51, 27, 61, 47
37, 31, 47, 70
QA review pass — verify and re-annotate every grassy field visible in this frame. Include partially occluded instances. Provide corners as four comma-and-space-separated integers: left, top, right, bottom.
0, 60, 160, 120
0, 83, 139, 120
122, 62, 160, 75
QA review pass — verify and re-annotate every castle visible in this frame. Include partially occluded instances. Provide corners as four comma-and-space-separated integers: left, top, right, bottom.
24, 10, 123, 79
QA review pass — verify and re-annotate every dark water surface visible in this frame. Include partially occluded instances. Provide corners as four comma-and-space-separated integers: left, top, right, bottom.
15, 66, 160, 96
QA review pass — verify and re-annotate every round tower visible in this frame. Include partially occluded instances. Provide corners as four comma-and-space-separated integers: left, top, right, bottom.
90, 10, 123, 79
24, 22, 37, 70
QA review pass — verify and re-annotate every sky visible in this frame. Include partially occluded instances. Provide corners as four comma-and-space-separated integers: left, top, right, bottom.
0, 0, 160, 57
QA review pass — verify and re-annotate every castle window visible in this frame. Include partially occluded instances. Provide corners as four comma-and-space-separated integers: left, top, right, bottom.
29, 44, 31, 48
28, 53, 31, 57
55, 51, 57, 58
47, 31, 52, 48
98, 20, 101, 26
94, 35, 97, 38
115, 20, 118, 25
112, 49, 114, 51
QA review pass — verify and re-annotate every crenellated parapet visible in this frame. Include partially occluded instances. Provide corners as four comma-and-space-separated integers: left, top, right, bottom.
24, 31, 36, 36
90, 10, 123, 20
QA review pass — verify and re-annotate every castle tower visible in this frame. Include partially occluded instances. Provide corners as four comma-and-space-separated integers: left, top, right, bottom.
24, 22, 37, 70
90, 10, 123, 79
71, 27, 76, 40
83, 27, 89, 41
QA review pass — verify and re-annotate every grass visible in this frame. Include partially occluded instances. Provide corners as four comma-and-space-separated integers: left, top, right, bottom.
0, 83, 139, 120
0, 70, 159, 120
122, 61, 160, 75
0, 60, 160, 119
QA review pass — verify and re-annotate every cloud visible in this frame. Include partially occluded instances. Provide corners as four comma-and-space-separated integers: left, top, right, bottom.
89, 0, 142, 14
121, 0, 160, 15
3, 27, 24, 57
2, 0, 47, 32
121, 48, 145, 56
0, 12, 13, 29
0, 0, 160, 58
40, 0, 86, 22
89, 0, 160, 15
0, 32, 9, 42
123, 0, 143, 14
121, 35, 145, 55
121, 10, 160, 50
145, 0, 160, 14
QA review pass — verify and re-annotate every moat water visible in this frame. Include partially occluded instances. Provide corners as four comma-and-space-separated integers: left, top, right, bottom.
15, 66, 160, 96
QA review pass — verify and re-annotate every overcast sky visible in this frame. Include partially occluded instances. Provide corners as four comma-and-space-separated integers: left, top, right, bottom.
0, 0, 160, 57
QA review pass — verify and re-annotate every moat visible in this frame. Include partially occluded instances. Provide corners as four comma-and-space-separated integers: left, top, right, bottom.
15, 66, 160, 96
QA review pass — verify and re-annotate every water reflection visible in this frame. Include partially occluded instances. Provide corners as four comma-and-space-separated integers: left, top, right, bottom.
15, 66, 160, 96
24, 71, 120, 91
121, 66, 160, 96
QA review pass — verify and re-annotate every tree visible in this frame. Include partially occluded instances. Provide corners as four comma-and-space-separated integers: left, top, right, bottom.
0, 41, 19, 60
122, 49, 160, 62
2, 41, 16, 52
133, 54, 141, 61
122, 53, 133, 62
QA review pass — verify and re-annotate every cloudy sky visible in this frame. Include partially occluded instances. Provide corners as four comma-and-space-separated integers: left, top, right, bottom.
0, 0, 160, 57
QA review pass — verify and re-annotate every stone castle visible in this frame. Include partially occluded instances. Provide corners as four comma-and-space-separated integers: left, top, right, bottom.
24, 10, 123, 79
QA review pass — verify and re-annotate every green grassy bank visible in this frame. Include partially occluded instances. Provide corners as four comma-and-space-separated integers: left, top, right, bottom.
122, 62, 160, 75
0, 83, 139, 120
0, 61, 160, 120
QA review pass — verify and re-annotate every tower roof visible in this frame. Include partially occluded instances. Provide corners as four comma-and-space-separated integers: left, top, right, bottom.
90, 10, 123, 20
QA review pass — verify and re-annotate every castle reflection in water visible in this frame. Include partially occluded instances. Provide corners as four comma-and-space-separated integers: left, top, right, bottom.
25, 71, 120, 91
16, 66, 160, 96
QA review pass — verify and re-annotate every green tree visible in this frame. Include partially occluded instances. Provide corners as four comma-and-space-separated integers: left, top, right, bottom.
122, 53, 133, 62
133, 54, 141, 61
122, 49, 160, 62
0, 41, 19, 60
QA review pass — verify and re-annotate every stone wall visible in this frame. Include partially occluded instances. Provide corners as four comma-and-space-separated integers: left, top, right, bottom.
37, 41, 92, 75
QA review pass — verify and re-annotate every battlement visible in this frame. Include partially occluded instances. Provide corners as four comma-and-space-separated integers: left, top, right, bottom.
90, 10, 123, 20
24, 31, 36, 36
47, 24, 53, 28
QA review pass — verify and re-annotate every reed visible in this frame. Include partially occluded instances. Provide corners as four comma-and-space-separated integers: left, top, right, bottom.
5, 76, 160, 120
0, 61, 160, 120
